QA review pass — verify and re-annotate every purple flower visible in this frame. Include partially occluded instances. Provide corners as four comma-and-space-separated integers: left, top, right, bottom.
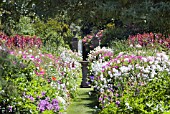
52, 99, 58, 105
48, 79, 51, 83
23, 92, 26, 97
38, 100, 50, 112
29, 96, 34, 101
8, 106, 12, 112
115, 93, 119, 97
99, 97, 102, 102
37, 96, 40, 99
115, 100, 120, 106
38, 98, 60, 112
89, 75, 94, 80
41, 91, 46, 96
45, 97, 50, 101
114, 66, 119, 69
53, 105, 60, 112
46, 104, 53, 110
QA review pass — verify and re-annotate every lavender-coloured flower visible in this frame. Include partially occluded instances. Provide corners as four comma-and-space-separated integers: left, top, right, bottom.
99, 97, 102, 102
8, 106, 12, 112
45, 97, 50, 101
89, 75, 94, 80
52, 99, 59, 105
46, 104, 53, 110
29, 96, 34, 101
38, 100, 50, 112
41, 91, 46, 96
53, 105, 60, 112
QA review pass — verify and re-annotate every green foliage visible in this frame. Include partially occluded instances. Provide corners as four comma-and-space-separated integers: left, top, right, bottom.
99, 103, 118, 114
0, 48, 65, 113
100, 71, 170, 114
33, 17, 73, 51
101, 27, 127, 46
13, 74, 59, 113
15, 16, 35, 36
0, 0, 36, 35
0, 49, 36, 113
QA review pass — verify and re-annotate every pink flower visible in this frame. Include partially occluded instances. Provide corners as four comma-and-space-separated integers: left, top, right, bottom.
9, 51, 14, 55
87, 35, 93, 39
82, 39, 87, 43
22, 54, 27, 59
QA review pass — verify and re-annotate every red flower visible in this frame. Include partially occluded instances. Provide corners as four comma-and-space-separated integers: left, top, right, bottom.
52, 76, 56, 81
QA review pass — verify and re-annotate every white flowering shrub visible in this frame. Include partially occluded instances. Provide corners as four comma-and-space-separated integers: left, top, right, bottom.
88, 49, 170, 109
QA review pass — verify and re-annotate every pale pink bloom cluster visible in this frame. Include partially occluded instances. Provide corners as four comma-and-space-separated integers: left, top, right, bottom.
88, 47, 170, 108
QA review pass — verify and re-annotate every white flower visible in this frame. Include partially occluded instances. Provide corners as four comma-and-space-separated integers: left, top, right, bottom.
117, 60, 121, 63
156, 53, 161, 57
128, 65, 133, 69
162, 54, 169, 61
156, 57, 162, 61
124, 58, 129, 62
29, 49, 33, 53
19, 51, 22, 54
118, 52, 124, 56
120, 66, 129, 73
108, 71, 112, 77
163, 64, 167, 69
100, 74, 104, 81
56, 96, 66, 105
112, 68, 118, 73
130, 44, 133, 47
167, 61, 170, 66
61, 84, 65, 88
35, 55, 39, 58
125, 102, 132, 110
135, 44, 142, 48
149, 60, 154, 64
151, 70, 157, 78
142, 74, 149, 78
143, 68, 150, 73
151, 64, 156, 69
141, 57, 148, 62
100, 88, 104, 93
165, 68, 169, 72
156, 64, 161, 70
114, 72, 121, 77
154, 60, 159, 64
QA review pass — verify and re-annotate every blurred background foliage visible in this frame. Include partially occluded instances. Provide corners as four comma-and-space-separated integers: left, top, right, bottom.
0, 0, 170, 47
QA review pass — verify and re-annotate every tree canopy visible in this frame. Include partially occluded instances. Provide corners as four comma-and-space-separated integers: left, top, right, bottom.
0, 0, 170, 35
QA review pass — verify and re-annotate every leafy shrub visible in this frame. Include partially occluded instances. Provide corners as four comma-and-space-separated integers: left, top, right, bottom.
101, 27, 128, 47
100, 71, 170, 114
15, 16, 36, 36
0, 46, 36, 113
33, 17, 73, 49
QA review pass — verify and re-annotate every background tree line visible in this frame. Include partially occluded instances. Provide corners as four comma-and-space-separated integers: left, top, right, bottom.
0, 0, 170, 46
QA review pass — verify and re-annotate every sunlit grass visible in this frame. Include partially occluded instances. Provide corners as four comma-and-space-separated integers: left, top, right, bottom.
66, 78, 99, 114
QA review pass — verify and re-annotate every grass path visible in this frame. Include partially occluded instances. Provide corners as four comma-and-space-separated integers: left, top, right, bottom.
66, 78, 99, 114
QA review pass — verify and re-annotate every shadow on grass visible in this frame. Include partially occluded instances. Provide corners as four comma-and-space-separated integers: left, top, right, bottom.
82, 91, 100, 114
67, 78, 100, 114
